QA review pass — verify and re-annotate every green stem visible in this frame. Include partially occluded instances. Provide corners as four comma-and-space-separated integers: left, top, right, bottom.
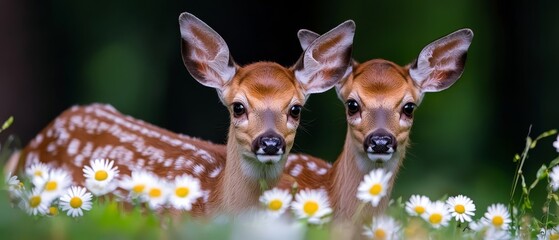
351, 202, 367, 224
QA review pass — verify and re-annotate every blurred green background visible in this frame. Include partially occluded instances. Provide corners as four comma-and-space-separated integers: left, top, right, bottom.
1, 0, 558, 214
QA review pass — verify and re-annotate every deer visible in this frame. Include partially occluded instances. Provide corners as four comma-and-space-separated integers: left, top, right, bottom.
280, 28, 474, 223
4, 12, 356, 216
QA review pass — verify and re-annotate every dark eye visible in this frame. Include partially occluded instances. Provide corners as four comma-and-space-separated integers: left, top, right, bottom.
346, 99, 360, 116
232, 102, 246, 118
402, 102, 416, 118
289, 105, 302, 119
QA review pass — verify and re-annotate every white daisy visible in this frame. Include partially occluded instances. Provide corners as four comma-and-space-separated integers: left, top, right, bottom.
481, 203, 511, 230
25, 162, 50, 186
48, 206, 59, 216
59, 186, 93, 217
259, 188, 293, 217
291, 189, 332, 224
405, 195, 431, 217
468, 220, 487, 232
357, 169, 393, 207
483, 227, 511, 240
422, 201, 451, 229
446, 195, 476, 223
35, 168, 73, 201
169, 174, 203, 211
538, 226, 559, 240
119, 170, 155, 199
20, 188, 51, 216
550, 166, 559, 192
5, 172, 23, 192
469, 220, 510, 240
553, 134, 559, 153
83, 159, 119, 196
141, 176, 170, 210
363, 215, 402, 240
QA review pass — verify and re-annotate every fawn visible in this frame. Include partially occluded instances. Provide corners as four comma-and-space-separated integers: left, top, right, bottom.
5, 12, 356, 216
281, 28, 474, 222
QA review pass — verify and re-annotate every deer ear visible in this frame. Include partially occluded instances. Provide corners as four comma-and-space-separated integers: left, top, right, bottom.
179, 12, 236, 90
409, 29, 473, 93
297, 29, 320, 50
293, 20, 355, 95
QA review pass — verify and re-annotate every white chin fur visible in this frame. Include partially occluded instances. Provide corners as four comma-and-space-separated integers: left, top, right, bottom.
256, 155, 282, 163
367, 153, 393, 162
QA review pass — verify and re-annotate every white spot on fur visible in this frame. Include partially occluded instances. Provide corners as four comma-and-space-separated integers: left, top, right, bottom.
91, 145, 114, 160
306, 161, 317, 171
290, 164, 303, 177
108, 146, 134, 164
317, 168, 328, 175
202, 190, 210, 203
30, 134, 43, 149
163, 158, 173, 167
193, 164, 205, 176
209, 167, 222, 178
67, 139, 81, 156
74, 155, 85, 167
47, 142, 57, 153
185, 160, 194, 168
81, 142, 93, 157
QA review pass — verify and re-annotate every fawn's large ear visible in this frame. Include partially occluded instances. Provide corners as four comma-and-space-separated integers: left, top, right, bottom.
297, 29, 320, 50
409, 29, 473, 93
293, 20, 355, 94
179, 12, 236, 90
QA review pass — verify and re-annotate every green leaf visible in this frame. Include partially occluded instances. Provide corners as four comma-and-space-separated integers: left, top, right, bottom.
1, 116, 13, 131
537, 165, 548, 180
550, 157, 559, 168
513, 154, 521, 162
521, 174, 528, 194
522, 199, 532, 210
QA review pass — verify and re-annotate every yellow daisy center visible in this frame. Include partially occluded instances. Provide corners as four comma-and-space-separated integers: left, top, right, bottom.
34, 170, 43, 177
414, 206, 425, 214
132, 184, 145, 194
374, 228, 387, 240
45, 181, 57, 191
49, 206, 59, 216
550, 233, 559, 240
492, 216, 504, 227
175, 187, 190, 198
303, 201, 319, 216
149, 188, 162, 198
429, 213, 443, 224
369, 184, 383, 196
70, 197, 83, 208
29, 196, 41, 208
268, 199, 283, 211
94, 170, 108, 181
454, 204, 465, 214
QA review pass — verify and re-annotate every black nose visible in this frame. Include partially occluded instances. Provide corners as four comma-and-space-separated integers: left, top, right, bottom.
252, 131, 285, 155
364, 130, 397, 154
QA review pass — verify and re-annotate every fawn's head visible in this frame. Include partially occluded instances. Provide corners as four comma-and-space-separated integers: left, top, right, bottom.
179, 12, 355, 179
299, 29, 473, 171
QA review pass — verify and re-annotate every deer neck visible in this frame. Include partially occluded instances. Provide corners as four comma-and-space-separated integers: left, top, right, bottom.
329, 131, 402, 221
214, 125, 284, 215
